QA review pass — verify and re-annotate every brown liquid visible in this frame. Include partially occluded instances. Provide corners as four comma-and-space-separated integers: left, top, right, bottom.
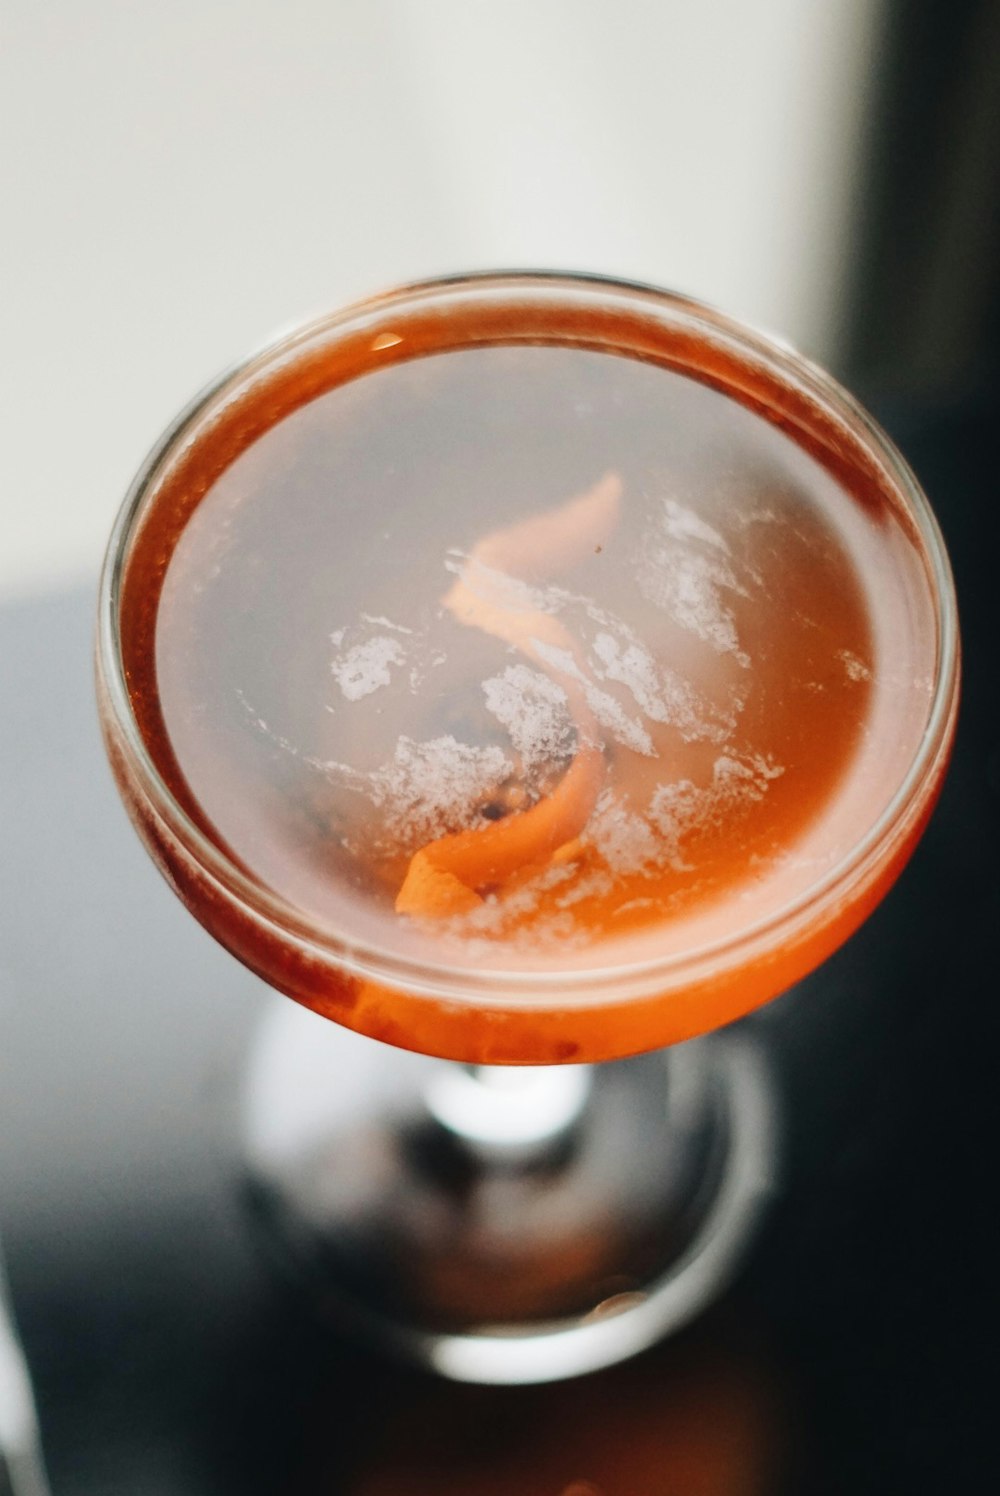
119, 338, 935, 976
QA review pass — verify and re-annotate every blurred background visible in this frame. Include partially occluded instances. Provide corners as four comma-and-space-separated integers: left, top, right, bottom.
5, 0, 995, 603
3, 0, 999, 600
2, 2, 998, 1492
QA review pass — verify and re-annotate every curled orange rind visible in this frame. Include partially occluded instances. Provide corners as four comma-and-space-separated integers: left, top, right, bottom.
395, 472, 621, 918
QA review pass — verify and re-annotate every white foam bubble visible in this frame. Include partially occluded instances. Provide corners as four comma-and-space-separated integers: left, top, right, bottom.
529, 639, 656, 756
316, 734, 514, 853
661, 497, 729, 551
481, 663, 574, 771
331, 635, 406, 701
591, 629, 731, 743
361, 613, 414, 634
588, 792, 661, 873
637, 496, 751, 665
649, 751, 784, 868
838, 649, 872, 682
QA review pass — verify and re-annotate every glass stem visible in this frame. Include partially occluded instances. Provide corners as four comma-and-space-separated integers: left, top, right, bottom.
425, 1061, 594, 1154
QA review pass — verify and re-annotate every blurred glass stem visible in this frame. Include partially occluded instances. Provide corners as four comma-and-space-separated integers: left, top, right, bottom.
0, 1243, 50, 1496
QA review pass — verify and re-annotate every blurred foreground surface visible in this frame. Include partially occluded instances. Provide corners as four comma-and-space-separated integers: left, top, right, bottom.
0, 392, 996, 1491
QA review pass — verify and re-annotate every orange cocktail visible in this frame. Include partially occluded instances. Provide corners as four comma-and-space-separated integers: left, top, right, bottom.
98, 275, 958, 1063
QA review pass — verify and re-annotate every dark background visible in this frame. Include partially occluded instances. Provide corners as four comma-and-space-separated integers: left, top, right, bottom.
2, 2, 998, 1490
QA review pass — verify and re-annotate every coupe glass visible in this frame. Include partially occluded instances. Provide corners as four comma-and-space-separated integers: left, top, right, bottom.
96, 274, 959, 1384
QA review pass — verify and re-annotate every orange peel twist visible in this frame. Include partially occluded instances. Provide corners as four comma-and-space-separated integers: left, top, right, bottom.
396, 473, 622, 917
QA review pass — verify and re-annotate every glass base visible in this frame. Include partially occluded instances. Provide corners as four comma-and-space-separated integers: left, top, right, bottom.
242, 998, 779, 1385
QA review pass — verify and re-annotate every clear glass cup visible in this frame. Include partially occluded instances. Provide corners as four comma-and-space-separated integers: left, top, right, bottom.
95, 273, 959, 1382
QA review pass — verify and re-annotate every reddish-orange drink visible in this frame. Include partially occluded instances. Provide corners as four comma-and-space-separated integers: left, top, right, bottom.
99, 276, 958, 1062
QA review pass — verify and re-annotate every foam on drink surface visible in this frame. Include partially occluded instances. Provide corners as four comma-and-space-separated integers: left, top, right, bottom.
150, 344, 932, 973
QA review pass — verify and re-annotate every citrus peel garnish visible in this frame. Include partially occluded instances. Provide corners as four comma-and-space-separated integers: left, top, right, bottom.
395, 472, 622, 917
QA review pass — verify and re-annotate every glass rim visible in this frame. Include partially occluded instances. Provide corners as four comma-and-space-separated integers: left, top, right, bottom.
96, 269, 960, 1010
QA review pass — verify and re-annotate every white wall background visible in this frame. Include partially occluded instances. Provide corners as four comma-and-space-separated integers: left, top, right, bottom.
0, 0, 879, 602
